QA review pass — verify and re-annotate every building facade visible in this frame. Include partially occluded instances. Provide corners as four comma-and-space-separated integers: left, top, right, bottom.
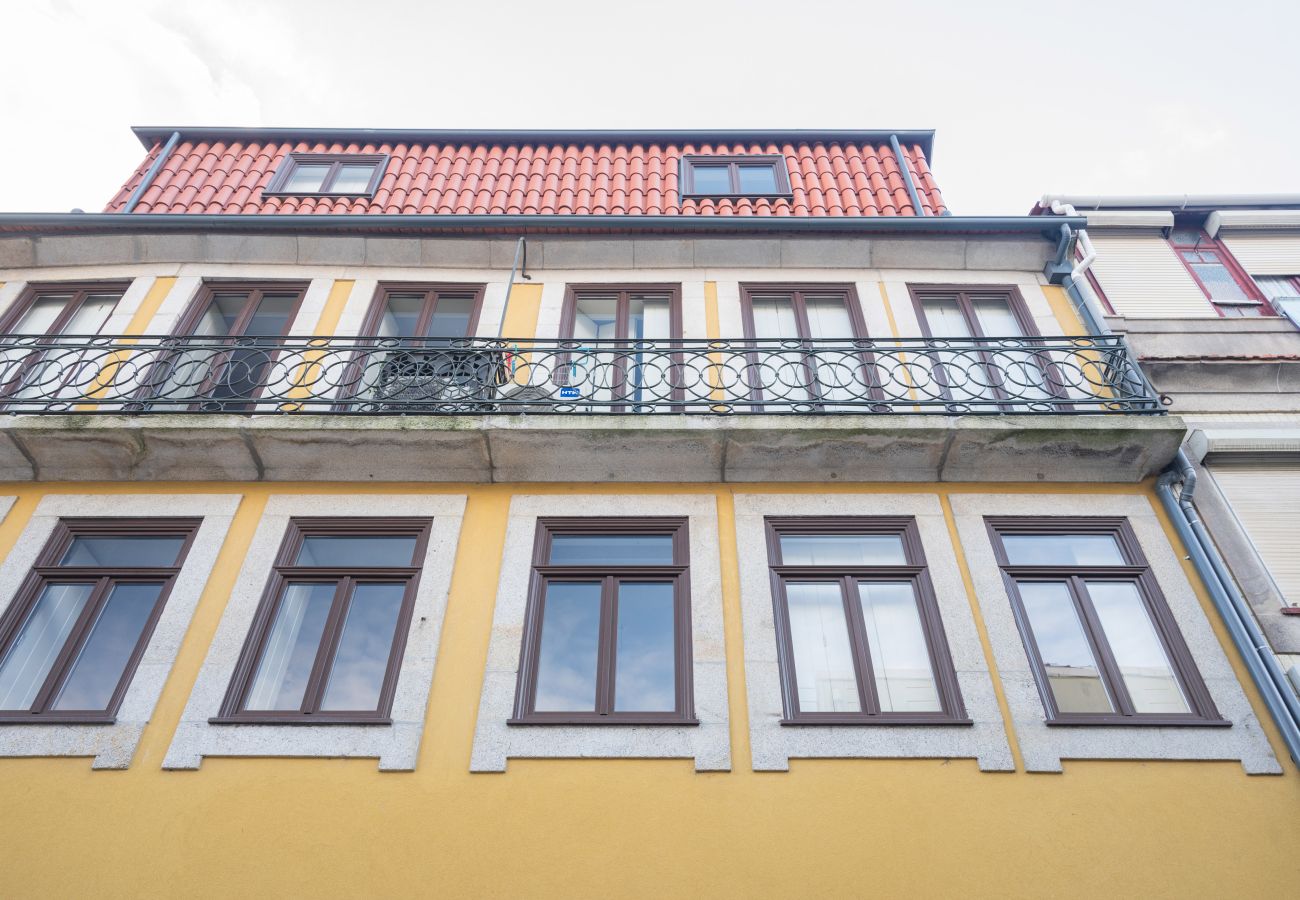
0, 131, 1295, 897
1032, 195, 1300, 699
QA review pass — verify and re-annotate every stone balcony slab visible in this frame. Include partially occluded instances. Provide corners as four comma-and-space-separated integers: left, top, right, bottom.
0, 414, 1187, 485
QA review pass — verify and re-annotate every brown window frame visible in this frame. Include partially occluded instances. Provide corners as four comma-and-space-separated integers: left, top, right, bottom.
557, 284, 685, 411
738, 282, 881, 409
559, 284, 684, 341
0, 518, 201, 724
213, 517, 432, 726
510, 517, 696, 725
987, 516, 1227, 727
908, 283, 1069, 409
171, 280, 310, 340
335, 282, 488, 410
0, 280, 131, 335
359, 282, 486, 340
0, 280, 131, 405
263, 153, 388, 197
680, 155, 793, 199
764, 516, 969, 725
136, 280, 309, 410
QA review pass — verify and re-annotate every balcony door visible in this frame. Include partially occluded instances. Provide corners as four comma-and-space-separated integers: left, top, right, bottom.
145, 282, 306, 410
559, 285, 681, 410
352, 283, 486, 408
910, 286, 1054, 409
739, 284, 874, 409
0, 282, 127, 406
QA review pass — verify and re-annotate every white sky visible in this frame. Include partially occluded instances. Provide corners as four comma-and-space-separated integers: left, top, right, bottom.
2, 0, 1297, 215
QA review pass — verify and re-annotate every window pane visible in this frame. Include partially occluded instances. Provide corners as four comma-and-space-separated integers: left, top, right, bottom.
51, 582, 162, 711
61, 535, 186, 567
548, 533, 673, 565
1018, 581, 1114, 714
1002, 534, 1125, 566
1169, 227, 1204, 245
690, 164, 730, 194
192, 294, 246, 337
613, 582, 676, 712
62, 294, 119, 335
296, 535, 418, 567
331, 164, 376, 193
572, 295, 618, 341
283, 163, 330, 192
858, 582, 941, 712
1087, 581, 1190, 714
319, 583, 406, 711
533, 582, 601, 712
377, 293, 424, 338
627, 294, 672, 341
971, 298, 1024, 337
12, 296, 69, 335
749, 296, 800, 339
426, 295, 475, 338
803, 296, 854, 339
779, 534, 906, 565
737, 164, 778, 194
921, 299, 972, 338
244, 293, 297, 337
0, 583, 93, 710
1187, 260, 1252, 302
244, 582, 335, 711
785, 582, 861, 713
1254, 275, 1299, 300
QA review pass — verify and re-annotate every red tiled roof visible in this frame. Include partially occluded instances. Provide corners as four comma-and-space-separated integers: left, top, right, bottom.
106, 137, 946, 217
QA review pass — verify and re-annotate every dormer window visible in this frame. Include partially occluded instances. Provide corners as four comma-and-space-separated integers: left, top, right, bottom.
265, 153, 387, 196
680, 155, 791, 198
1168, 224, 1274, 317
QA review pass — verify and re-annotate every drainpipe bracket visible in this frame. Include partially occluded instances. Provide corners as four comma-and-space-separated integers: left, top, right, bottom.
1042, 259, 1073, 285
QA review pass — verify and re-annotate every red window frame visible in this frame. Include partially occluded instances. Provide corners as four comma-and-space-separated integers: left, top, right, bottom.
1167, 229, 1275, 317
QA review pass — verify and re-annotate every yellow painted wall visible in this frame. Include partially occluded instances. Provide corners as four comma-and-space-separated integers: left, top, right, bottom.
0, 480, 1296, 899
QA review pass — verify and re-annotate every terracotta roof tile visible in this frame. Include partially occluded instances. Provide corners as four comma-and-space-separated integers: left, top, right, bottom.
107, 138, 946, 217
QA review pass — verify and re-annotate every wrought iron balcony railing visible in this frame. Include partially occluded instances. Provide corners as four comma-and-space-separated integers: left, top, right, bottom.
0, 334, 1163, 415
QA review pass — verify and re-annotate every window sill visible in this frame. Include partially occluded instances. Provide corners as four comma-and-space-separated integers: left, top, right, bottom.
259, 191, 378, 199
780, 716, 973, 726
1045, 716, 1232, 727
507, 716, 700, 726
0, 714, 116, 725
207, 716, 393, 726
680, 192, 794, 201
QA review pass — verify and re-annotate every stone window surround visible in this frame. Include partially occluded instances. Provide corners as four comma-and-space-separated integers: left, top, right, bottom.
950, 492, 1281, 774
0, 494, 239, 769
164, 494, 466, 772
734, 493, 1013, 772
471, 494, 729, 772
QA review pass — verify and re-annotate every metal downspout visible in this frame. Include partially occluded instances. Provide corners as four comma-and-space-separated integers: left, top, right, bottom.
1156, 450, 1300, 766
122, 130, 180, 214
889, 134, 926, 216
495, 236, 531, 338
